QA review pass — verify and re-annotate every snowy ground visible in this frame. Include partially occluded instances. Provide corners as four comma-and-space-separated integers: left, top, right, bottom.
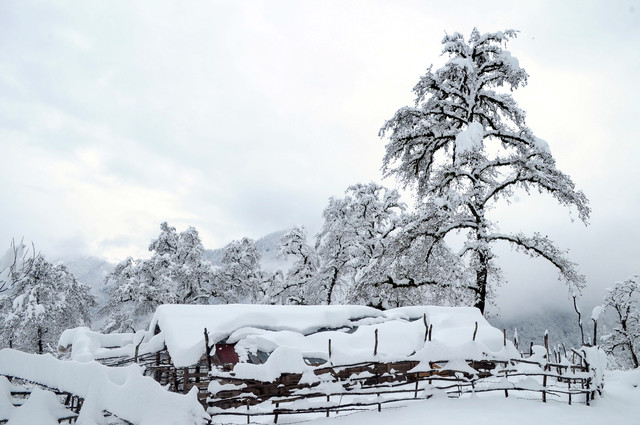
297, 369, 640, 425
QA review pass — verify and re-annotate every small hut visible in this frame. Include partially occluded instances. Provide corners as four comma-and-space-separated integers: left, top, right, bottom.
58, 304, 603, 419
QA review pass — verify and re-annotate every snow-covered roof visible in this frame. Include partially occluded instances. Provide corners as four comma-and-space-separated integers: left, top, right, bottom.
60, 304, 513, 368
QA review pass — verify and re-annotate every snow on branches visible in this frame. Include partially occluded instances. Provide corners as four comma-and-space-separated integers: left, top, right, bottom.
104, 223, 214, 332
379, 28, 590, 314
0, 245, 95, 354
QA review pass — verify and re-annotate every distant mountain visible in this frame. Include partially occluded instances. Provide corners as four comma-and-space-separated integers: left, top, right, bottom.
489, 310, 588, 353
60, 256, 114, 306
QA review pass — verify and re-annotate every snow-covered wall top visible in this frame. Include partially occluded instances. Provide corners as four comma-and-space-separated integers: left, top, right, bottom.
61, 304, 510, 368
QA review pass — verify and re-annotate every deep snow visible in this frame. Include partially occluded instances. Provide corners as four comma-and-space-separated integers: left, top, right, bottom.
293, 369, 640, 425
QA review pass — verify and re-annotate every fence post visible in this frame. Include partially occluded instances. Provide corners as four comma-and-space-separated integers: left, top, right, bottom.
326, 395, 330, 417
504, 369, 509, 398
423, 314, 428, 342
472, 322, 478, 341
374, 329, 379, 356
183, 368, 189, 394
204, 328, 212, 371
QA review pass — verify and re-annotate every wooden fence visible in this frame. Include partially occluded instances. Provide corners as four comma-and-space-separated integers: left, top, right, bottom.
89, 324, 604, 424
138, 353, 599, 424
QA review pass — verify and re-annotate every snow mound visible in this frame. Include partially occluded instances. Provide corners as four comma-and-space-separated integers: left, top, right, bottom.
6, 387, 74, 425
0, 349, 209, 425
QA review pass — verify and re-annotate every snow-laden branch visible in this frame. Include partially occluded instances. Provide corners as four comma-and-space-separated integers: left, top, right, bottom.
486, 232, 585, 293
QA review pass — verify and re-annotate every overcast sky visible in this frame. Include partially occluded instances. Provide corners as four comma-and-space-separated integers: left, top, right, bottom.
1, 0, 639, 318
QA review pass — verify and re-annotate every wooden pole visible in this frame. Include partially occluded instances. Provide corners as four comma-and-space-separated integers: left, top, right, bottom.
423, 314, 428, 342
326, 395, 330, 417
504, 370, 509, 398
204, 328, 212, 371
472, 322, 478, 341
374, 329, 379, 356
428, 324, 433, 342
503, 329, 507, 347
544, 332, 550, 372
328, 339, 332, 361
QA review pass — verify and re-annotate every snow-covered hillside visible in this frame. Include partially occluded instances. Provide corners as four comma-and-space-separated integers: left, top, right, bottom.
61, 256, 114, 307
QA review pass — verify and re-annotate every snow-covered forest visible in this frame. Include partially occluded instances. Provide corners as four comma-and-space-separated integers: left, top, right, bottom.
1, 2, 640, 424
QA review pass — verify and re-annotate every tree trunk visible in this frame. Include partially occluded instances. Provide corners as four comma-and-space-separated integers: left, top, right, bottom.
326, 267, 339, 305
37, 327, 43, 354
475, 251, 488, 315
629, 341, 639, 369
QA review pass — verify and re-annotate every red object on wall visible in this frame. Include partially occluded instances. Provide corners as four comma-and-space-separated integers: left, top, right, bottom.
214, 343, 239, 364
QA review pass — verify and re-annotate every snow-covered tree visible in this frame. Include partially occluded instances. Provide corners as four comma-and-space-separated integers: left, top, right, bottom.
104, 222, 214, 332
213, 237, 266, 303
379, 29, 590, 314
374, 206, 474, 308
0, 253, 94, 354
276, 226, 319, 304
0, 239, 35, 296
600, 276, 640, 369
315, 183, 406, 305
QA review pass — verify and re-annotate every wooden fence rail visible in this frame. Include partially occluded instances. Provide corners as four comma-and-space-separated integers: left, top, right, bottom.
189, 356, 599, 423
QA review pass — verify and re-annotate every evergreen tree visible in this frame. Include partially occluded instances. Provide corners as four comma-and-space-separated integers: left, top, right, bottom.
380, 29, 590, 314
